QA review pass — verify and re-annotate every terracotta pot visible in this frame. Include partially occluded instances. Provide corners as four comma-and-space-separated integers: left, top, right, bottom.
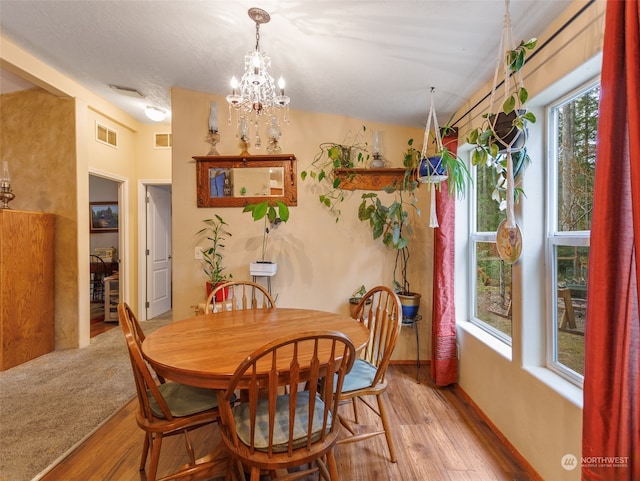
206, 281, 229, 302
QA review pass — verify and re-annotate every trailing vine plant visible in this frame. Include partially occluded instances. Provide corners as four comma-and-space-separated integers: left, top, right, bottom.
300, 125, 370, 222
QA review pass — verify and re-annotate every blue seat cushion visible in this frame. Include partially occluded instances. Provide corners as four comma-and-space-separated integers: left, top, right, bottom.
149, 382, 220, 418
341, 359, 377, 393
233, 391, 331, 453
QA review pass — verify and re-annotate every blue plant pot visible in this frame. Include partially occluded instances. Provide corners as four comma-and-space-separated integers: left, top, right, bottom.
398, 292, 421, 320
417, 156, 448, 184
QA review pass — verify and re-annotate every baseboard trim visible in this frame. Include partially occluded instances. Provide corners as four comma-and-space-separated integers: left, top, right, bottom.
455, 385, 544, 481
389, 359, 431, 365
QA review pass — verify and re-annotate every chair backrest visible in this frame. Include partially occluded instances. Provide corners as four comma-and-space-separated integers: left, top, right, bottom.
352, 286, 402, 386
205, 280, 275, 314
118, 303, 174, 421
217, 330, 355, 459
119, 302, 146, 345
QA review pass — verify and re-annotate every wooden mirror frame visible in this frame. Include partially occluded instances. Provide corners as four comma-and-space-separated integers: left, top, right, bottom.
194, 154, 297, 208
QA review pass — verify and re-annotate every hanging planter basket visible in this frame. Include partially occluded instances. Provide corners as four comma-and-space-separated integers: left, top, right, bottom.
490, 110, 528, 153
417, 155, 448, 184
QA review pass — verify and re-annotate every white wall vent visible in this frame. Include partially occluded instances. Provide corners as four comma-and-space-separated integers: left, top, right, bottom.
154, 132, 172, 149
96, 122, 118, 148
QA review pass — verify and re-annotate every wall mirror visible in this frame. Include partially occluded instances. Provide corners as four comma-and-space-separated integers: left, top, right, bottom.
194, 154, 297, 208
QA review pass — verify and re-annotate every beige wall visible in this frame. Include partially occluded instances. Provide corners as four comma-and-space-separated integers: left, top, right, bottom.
171, 88, 430, 360
0, 88, 80, 348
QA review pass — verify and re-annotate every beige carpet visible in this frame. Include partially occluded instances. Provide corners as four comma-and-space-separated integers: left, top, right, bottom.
0, 312, 172, 481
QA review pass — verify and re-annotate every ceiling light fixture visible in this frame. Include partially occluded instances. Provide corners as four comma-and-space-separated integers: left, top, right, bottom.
226, 7, 290, 151
145, 106, 166, 122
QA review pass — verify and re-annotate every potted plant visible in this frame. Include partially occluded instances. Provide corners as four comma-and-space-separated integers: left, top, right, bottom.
466, 38, 537, 166
414, 91, 471, 228
348, 284, 369, 318
358, 139, 422, 319
417, 126, 471, 199
242, 200, 289, 276
466, 5, 536, 264
196, 214, 232, 301
300, 125, 370, 222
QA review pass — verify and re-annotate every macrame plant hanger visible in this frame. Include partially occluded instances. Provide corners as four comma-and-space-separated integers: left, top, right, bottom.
419, 87, 446, 228
488, 0, 526, 230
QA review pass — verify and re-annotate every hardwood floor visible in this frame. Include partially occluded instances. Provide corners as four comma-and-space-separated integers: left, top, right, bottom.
40, 364, 538, 481
90, 302, 117, 338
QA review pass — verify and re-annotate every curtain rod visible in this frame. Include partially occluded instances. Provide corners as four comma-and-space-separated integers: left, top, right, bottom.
450, 0, 597, 128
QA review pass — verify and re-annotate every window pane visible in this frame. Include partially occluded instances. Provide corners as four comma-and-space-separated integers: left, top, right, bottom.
555, 245, 588, 375
476, 165, 506, 232
475, 241, 512, 338
555, 85, 599, 232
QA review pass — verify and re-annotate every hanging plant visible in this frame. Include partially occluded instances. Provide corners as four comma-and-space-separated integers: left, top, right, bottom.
300, 125, 370, 222
416, 88, 471, 227
465, 0, 536, 263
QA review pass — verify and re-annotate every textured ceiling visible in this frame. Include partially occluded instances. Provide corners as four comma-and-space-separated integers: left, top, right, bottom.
0, 0, 577, 127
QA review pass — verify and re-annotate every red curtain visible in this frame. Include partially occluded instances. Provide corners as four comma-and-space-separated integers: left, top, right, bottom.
582, 1, 640, 479
430, 131, 458, 386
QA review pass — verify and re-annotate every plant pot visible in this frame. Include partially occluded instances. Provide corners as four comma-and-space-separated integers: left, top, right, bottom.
417, 156, 448, 184
397, 292, 421, 320
490, 110, 528, 153
348, 296, 372, 318
206, 281, 229, 302
249, 261, 277, 276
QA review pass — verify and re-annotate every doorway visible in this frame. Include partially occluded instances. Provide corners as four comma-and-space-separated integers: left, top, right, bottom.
89, 174, 122, 336
142, 183, 172, 320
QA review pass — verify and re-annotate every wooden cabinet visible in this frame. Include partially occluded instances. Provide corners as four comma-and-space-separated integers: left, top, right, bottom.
0, 210, 55, 371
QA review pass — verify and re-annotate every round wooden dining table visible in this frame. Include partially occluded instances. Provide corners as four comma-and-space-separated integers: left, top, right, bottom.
142, 307, 370, 389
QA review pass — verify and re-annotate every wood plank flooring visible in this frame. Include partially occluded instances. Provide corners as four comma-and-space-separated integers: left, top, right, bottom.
40, 364, 538, 481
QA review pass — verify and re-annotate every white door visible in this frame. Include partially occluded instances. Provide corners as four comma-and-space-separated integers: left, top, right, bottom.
146, 185, 172, 319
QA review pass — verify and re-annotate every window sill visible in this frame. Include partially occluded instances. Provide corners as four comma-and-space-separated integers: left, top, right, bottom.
457, 320, 512, 361
523, 366, 584, 409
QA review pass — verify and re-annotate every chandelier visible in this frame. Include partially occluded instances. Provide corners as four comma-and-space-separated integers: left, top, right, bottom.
226, 7, 290, 152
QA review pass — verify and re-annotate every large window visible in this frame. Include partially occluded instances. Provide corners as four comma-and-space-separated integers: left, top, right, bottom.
547, 80, 599, 383
471, 160, 512, 344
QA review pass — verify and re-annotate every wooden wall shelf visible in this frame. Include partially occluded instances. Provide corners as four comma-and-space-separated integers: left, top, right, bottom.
334, 168, 413, 191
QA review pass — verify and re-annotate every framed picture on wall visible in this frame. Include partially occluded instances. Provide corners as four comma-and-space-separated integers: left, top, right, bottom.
90, 202, 118, 233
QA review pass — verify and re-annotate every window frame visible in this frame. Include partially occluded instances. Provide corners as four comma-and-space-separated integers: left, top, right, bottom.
469, 157, 513, 347
545, 77, 600, 387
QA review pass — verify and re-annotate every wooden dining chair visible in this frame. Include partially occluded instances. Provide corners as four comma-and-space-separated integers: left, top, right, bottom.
217, 330, 356, 481
336, 285, 403, 463
204, 280, 275, 314
118, 303, 226, 481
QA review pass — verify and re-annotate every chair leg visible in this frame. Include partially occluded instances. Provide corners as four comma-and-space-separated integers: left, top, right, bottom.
140, 432, 151, 471
147, 433, 164, 481
182, 430, 196, 466
351, 397, 360, 424
250, 467, 261, 481
326, 449, 339, 481
376, 393, 397, 463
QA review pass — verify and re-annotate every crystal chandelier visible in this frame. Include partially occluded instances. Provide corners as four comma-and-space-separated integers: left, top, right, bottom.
226, 7, 290, 151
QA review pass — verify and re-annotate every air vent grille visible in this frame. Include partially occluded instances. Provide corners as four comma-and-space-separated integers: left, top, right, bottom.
96, 122, 118, 148
155, 133, 172, 148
